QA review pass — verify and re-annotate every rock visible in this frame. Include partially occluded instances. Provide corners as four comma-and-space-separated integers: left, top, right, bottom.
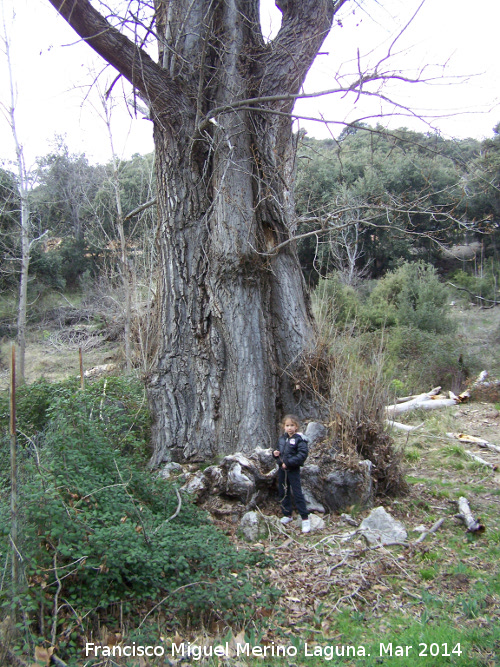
159, 462, 184, 479
303, 488, 326, 514
304, 421, 328, 447
358, 506, 407, 545
340, 513, 359, 527
239, 511, 265, 541
180, 471, 209, 501
301, 465, 326, 513
226, 462, 256, 501
252, 447, 277, 473
323, 460, 373, 512
203, 465, 225, 494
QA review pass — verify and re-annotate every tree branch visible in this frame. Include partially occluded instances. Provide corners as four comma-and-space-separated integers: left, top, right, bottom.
259, 0, 336, 101
46, 0, 188, 121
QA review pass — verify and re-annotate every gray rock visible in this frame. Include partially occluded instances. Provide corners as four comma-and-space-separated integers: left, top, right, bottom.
301, 465, 326, 513
358, 506, 407, 545
203, 465, 225, 494
323, 460, 373, 512
252, 447, 277, 473
159, 462, 184, 479
180, 471, 209, 501
304, 421, 327, 447
302, 488, 326, 514
240, 511, 264, 541
226, 462, 256, 501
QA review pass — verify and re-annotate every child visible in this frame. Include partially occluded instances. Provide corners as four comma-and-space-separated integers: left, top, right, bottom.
273, 414, 310, 533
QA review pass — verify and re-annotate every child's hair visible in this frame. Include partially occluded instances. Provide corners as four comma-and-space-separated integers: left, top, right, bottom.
282, 414, 300, 428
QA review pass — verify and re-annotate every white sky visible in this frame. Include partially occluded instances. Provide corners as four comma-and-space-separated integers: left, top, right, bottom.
1, 0, 499, 169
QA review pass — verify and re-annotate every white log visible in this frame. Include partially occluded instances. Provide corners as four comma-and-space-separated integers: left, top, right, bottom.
386, 396, 458, 417
414, 518, 446, 544
465, 450, 498, 470
455, 497, 485, 533
473, 370, 488, 386
386, 420, 424, 432
447, 432, 500, 454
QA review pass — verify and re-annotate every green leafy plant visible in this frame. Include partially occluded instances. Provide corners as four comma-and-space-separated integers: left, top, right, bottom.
0, 377, 278, 661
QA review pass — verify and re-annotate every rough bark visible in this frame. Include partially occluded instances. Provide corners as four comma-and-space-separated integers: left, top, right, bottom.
47, 0, 343, 463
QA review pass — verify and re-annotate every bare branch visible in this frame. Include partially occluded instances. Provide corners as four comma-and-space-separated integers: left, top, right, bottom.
47, 0, 188, 121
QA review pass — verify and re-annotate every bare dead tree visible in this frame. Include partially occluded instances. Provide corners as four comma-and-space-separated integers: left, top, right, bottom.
1, 11, 33, 382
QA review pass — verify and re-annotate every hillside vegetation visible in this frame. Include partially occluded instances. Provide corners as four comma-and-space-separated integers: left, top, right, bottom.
0, 124, 500, 665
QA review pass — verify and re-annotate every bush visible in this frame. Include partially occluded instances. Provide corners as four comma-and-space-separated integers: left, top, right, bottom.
363, 261, 454, 333
0, 378, 277, 659
327, 329, 408, 496
386, 326, 473, 394
29, 245, 65, 290
449, 266, 500, 305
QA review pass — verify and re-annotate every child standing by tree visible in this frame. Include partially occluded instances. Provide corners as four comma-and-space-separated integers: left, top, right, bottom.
273, 415, 310, 533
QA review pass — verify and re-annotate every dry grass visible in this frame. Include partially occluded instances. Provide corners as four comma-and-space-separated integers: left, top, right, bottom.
0, 334, 121, 390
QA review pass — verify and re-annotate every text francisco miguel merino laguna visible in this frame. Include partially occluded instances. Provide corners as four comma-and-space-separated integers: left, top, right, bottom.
85, 640, 463, 660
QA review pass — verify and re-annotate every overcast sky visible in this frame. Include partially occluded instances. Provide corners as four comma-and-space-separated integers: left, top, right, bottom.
1, 0, 499, 169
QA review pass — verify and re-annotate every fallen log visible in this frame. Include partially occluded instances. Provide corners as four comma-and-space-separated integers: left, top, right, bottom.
455, 497, 485, 533
470, 370, 500, 401
386, 420, 424, 432
464, 450, 498, 471
447, 432, 500, 455
386, 396, 459, 417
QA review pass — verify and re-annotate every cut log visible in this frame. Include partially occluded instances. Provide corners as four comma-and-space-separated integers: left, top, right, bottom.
455, 497, 485, 533
470, 370, 500, 401
386, 420, 424, 432
447, 432, 500, 455
386, 396, 459, 417
464, 450, 498, 471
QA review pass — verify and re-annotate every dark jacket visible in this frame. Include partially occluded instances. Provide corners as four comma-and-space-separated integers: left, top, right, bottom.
274, 432, 308, 469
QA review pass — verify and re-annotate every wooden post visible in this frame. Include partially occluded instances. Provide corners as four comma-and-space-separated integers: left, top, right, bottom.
79, 347, 84, 391
10, 344, 18, 618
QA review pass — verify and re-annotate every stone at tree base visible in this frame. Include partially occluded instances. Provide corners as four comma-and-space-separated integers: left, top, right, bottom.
323, 460, 373, 512
180, 471, 209, 501
358, 506, 407, 545
226, 462, 256, 501
300, 465, 326, 513
239, 511, 267, 542
159, 462, 184, 479
181, 444, 375, 516
304, 421, 328, 447
253, 447, 277, 472
303, 488, 326, 514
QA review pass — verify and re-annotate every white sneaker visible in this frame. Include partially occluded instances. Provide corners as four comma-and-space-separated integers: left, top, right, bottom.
302, 519, 311, 533
280, 516, 293, 525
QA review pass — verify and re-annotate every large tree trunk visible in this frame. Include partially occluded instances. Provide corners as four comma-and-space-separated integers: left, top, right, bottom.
47, 0, 342, 464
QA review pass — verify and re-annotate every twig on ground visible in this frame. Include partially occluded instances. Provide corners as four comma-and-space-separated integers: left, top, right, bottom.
413, 518, 446, 544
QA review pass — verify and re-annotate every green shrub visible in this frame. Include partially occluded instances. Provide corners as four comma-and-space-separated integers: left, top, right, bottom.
386, 326, 473, 393
363, 261, 454, 333
0, 378, 277, 659
449, 266, 500, 305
